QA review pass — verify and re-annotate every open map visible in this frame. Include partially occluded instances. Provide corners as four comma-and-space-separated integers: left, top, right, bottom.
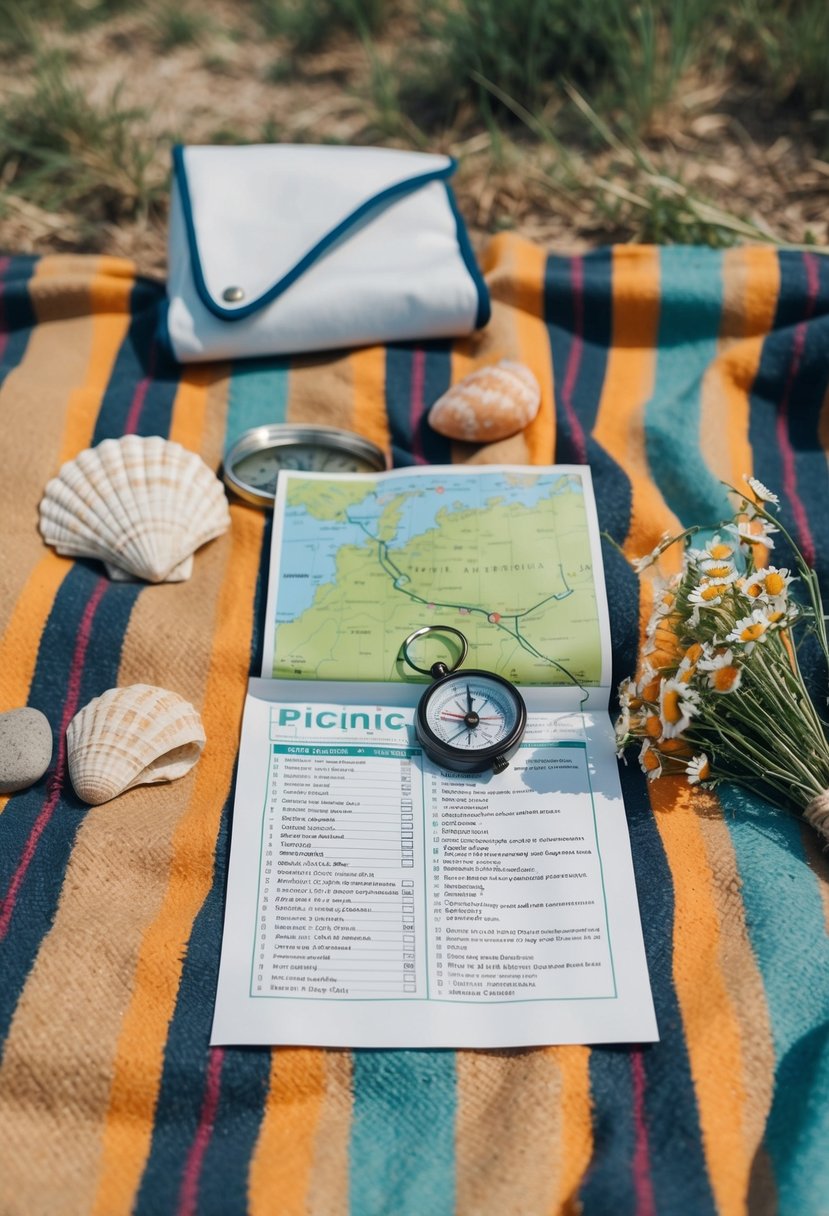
264, 466, 605, 687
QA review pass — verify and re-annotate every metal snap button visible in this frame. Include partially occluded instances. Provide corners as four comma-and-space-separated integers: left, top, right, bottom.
222, 286, 245, 302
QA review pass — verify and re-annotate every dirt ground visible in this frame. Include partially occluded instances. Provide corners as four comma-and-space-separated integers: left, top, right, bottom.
1, 3, 827, 277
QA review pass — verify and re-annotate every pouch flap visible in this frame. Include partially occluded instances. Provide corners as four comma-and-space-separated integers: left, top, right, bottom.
173, 144, 457, 321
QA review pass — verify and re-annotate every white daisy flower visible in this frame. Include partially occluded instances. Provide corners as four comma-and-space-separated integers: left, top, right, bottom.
686, 753, 711, 784
614, 705, 631, 755
659, 678, 700, 739
697, 646, 733, 671
765, 598, 799, 628
726, 609, 771, 653
675, 656, 698, 685
700, 558, 737, 580
639, 740, 663, 781
654, 588, 678, 617
744, 475, 780, 505
618, 677, 638, 709
632, 545, 662, 573
698, 648, 742, 693
742, 566, 793, 603
726, 519, 778, 549
705, 536, 736, 562
688, 581, 732, 608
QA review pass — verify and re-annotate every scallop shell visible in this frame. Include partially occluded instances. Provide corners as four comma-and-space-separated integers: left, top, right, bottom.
38, 435, 230, 583
66, 684, 206, 806
428, 360, 541, 443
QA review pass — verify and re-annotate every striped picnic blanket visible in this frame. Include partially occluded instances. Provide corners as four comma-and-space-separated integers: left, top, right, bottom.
0, 237, 827, 1216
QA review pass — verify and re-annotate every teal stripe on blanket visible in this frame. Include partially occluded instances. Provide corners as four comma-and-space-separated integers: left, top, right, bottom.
349, 1050, 456, 1216
645, 248, 731, 525
224, 358, 290, 453
719, 787, 829, 1215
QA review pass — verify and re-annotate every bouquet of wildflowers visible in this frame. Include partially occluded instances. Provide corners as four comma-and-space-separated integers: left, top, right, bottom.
615, 477, 829, 843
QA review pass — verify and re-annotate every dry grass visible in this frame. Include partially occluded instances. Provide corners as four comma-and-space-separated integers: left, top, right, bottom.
0, 1, 827, 276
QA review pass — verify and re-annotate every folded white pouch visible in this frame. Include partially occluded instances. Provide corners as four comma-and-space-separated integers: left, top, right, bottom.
163, 144, 491, 363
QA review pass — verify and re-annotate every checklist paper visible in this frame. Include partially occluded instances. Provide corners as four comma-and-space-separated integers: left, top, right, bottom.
210, 680, 658, 1048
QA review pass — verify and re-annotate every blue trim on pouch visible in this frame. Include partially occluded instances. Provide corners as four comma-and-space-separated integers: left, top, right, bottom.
445, 184, 490, 330
173, 145, 486, 325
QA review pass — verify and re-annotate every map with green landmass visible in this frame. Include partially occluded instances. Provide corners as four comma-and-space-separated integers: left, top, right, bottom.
267, 468, 603, 686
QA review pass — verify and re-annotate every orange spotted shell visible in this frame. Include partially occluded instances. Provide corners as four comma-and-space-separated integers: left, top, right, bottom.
428, 360, 541, 443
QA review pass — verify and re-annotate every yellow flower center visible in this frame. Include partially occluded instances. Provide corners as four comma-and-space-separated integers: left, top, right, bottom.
684, 643, 703, 663
679, 665, 696, 683
764, 572, 785, 596
740, 622, 766, 642
709, 544, 732, 560
641, 747, 661, 772
645, 715, 662, 738
746, 582, 762, 597
662, 688, 682, 723
641, 678, 661, 702
706, 564, 732, 579
701, 583, 726, 601
713, 666, 740, 692
696, 758, 711, 780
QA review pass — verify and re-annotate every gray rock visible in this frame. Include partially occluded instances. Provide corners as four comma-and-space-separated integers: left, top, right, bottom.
0, 707, 53, 794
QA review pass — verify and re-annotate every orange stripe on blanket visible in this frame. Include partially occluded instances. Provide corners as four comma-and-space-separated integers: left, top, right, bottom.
647, 779, 754, 1216
249, 1049, 327, 1216
90, 506, 265, 1216
55, 263, 135, 462
168, 364, 221, 454
502, 236, 555, 465
351, 345, 392, 457
592, 247, 676, 565
550, 1046, 592, 1214
454, 1049, 564, 1215
447, 235, 552, 466
0, 373, 235, 1215
0, 259, 133, 791
0, 557, 67, 821
250, 1049, 353, 1216
697, 812, 775, 1180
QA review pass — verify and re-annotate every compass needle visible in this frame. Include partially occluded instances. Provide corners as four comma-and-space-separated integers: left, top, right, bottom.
403, 626, 527, 775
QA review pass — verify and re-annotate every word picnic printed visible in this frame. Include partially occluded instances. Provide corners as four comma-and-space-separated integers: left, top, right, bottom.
274, 706, 407, 732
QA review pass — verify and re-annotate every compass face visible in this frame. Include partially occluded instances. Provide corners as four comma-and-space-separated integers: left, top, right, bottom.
415, 669, 527, 773
232, 443, 376, 494
222, 425, 388, 507
423, 674, 520, 752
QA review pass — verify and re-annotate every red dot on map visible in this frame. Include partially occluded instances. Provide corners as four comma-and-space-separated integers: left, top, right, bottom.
428, 603, 436, 611
435, 486, 445, 494
489, 612, 501, 623
459, 607, 470, 615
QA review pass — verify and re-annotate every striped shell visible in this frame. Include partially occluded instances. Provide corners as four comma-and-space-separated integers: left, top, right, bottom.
428, 360, 541, 443
66, 684, 206, 806
38, 435, 230, 583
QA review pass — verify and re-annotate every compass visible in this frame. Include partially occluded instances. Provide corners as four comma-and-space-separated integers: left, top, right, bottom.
401, 626, 527, 774
222, 424, 388, 507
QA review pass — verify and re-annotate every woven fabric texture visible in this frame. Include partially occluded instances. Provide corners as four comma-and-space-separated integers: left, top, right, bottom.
0, 237, 828, 1216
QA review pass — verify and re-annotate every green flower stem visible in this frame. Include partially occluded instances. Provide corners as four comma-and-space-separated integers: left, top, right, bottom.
689, 709, 822, 795
752, 644, 829, 750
